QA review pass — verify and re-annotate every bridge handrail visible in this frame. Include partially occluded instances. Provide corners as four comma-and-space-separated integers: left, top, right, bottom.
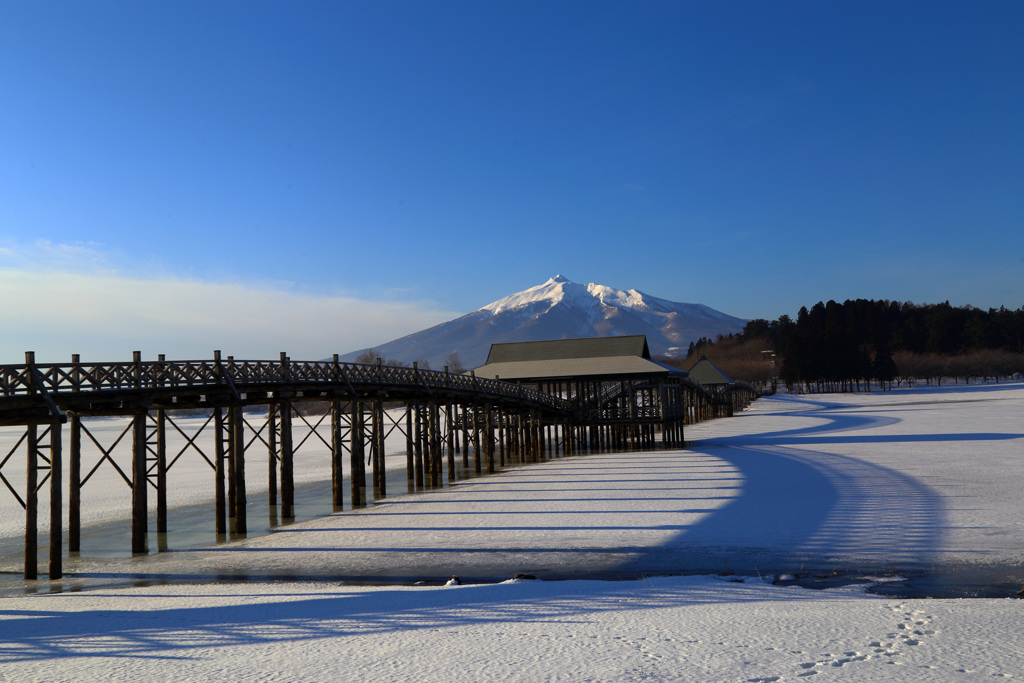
0, 358, 572, 412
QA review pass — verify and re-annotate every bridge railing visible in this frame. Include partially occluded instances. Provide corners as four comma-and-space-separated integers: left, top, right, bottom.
0, 358, 571, 413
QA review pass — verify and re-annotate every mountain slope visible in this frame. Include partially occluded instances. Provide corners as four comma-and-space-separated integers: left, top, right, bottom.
340, 276, 747, 369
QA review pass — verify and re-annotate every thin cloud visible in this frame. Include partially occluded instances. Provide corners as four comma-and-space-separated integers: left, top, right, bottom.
1, 263, 459, 364
0, 238, 115, 273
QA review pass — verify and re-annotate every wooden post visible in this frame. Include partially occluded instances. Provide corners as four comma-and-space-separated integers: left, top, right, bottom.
48, 421, 62, 579
68, 355, 81, 553
350, 401, 365, 507
230, 405, 246, 535
414, 405, 424, 487
472, 405, 482, 474
371, 399, 385, 499
370, 399, 380, 498
331, 400, 344, 509
280, 399, 294, 519
156, 407, 167, 537
378, 400, 387, 497
216, 351, 235, 528
484, 406, 494, 473
25, 422, 38, 580
446, 401, 455, 482
267, 404, 278, 517
461, 404, 470, 468
498, 407, 506, 468
279, 354, 295, 520
155, 355, 168, 545
69, 413, 81, 553
430, 401, 442, 487
131, 408, 148, 554
405, 404, 414, 485
214, 406, 226, 535
23, 352, 39, 579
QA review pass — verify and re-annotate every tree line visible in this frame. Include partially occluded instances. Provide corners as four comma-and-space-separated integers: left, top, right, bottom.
677, 299, 1024, 393
355, 349, 466, 374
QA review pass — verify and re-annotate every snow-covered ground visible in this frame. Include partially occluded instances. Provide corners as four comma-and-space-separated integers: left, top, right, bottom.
1, 381, 1023, 680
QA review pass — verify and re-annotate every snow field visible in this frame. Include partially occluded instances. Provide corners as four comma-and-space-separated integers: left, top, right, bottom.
2, 380, 1023, 680
0, 576, 1020, 681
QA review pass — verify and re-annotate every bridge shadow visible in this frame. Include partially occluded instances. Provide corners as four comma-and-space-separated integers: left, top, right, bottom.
613, 443, 948, 577
617, 387, 1024, 577
0, 575, 833, 666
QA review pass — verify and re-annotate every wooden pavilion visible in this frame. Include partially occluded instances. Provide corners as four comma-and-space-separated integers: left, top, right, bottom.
687, 354, 758, 416
474, 335, 710, 450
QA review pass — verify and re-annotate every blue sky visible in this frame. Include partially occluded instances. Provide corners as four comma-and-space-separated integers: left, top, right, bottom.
2, 1, 1022, 362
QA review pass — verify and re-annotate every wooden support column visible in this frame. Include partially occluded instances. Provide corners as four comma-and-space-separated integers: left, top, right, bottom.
414, 405, 424, 487
461, 404, 470, 468
230, 405, 246, 535
523, 414, 529, 463
498, 407, 506, 468
279, 399, 294, 520
25, 423, 38, 580
484, 406, 494, 473
472, 405, 482, 474
446, 402, 455, 482
214, 407, 226, 535
47, 421, 62, 579
331, 400, 344, 509
422, 405, 433, 485
377, 399, 387, 498
156, 408, 168, 537
371, 399, 382, 499
536, 414, 544, 460
524, 412, 531, 463
517, 411, 525, 462
267, 405, 278, 527
279, 354, 295, 520
131, 409, 148, 554
219, 353, 235, 526
350, 402, 365, 507
430, 402, 442, 487
69, 413, 81, 553
405, 404, 414, 484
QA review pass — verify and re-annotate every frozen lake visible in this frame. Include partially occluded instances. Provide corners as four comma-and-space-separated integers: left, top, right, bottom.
4, 380, 1023, 596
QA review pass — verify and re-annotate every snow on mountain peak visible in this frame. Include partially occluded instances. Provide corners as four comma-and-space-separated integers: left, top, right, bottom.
480, 276, 677, 319
586, 283, 648, 310
340, 275, 747, 369
481, 275, 590, 316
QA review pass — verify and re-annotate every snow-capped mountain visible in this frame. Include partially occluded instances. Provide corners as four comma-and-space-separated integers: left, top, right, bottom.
341, 276, 747, 369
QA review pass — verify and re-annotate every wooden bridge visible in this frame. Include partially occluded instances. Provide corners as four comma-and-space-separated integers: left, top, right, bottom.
1, 350, 740, 581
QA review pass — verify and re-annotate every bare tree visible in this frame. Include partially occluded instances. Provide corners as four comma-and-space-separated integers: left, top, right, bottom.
446, 351, 466, 374
355, 349, 381, 365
